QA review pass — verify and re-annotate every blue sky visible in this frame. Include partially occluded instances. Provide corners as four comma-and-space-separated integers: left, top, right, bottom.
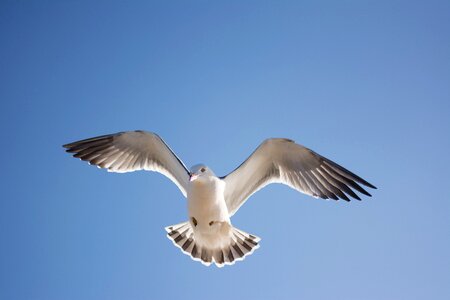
1, 1, 449, 299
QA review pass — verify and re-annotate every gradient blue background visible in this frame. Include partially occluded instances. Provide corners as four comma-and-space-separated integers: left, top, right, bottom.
1, 1, 449, 299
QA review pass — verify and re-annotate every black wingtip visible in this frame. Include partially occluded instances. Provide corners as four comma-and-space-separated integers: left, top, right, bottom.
359, 188, 372, 197
362, 181, 377, 190
63, 145, 77, 153
339, 193, 351, 202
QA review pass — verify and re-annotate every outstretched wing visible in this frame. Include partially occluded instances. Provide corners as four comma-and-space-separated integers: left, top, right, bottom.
221, 138, 377, 216
63, 130, 190, 197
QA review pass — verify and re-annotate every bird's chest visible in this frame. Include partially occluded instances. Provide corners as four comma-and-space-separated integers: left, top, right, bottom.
187, 180, 229, 229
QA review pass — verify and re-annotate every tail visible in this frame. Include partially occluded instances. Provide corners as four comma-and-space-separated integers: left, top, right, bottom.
165, 221, 260, 267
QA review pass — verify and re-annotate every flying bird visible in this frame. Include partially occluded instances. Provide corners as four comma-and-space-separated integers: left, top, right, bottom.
63, 130, 376, 267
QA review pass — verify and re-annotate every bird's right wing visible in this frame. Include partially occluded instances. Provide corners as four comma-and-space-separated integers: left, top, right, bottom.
221, 138, 376, 216
63, 130, 190, 197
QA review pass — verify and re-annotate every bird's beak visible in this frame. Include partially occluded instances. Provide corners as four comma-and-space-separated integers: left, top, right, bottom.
189, 173, 199, 182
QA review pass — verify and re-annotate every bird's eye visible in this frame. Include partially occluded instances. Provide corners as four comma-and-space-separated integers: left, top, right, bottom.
200, 167, 206, 173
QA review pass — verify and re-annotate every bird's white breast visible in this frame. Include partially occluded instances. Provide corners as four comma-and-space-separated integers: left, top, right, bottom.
187, 177, 230, 232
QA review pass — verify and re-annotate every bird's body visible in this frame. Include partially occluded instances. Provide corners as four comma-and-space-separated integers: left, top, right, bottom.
166, 165, 260, 266
63, 130, 376, 267
187, 168, 229, 231
187, 170, 231, 248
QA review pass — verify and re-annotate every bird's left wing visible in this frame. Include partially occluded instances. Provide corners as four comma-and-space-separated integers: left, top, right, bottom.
221, 138, 376, 216
63, 130, 190, 197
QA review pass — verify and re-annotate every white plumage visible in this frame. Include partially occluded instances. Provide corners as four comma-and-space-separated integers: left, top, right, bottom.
64, 130, 376, 267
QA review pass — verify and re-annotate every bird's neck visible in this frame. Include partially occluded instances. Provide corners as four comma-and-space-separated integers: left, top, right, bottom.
188, 177, 221, 196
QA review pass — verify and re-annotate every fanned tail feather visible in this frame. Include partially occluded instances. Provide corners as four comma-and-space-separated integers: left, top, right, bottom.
165, 221, 260, 267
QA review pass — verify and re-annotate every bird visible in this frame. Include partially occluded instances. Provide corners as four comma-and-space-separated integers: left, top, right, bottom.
63, 130, 376, 267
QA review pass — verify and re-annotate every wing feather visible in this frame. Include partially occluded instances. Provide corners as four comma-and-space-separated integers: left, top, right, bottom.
63, 130, 190, 197
222, 138, 376, 216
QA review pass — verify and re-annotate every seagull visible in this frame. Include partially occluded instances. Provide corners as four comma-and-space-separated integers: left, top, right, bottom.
63, 130, 376, 267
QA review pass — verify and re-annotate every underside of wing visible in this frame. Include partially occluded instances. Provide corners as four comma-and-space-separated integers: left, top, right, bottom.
63, 130, 190, 197
222, 138, 377, 216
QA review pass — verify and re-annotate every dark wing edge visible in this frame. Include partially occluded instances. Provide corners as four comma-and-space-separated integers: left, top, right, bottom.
222, 138, 377, 216
63, 130, 190, 197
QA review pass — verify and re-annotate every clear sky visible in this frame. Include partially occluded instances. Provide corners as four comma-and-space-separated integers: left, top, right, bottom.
1, 1, 449, 299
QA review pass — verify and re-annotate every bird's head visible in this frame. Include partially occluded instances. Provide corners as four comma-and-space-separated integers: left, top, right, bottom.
189, 164, 215, 183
